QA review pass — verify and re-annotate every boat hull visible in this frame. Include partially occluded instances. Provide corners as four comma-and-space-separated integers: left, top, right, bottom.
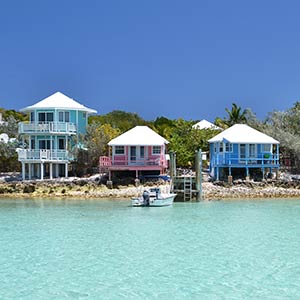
132, 194, 177, 207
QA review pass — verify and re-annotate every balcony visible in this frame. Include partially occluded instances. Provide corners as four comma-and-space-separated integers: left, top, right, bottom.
99, 156, 168, 170
18, 122, 77, 135
18, 149, 73, 162
211, 153, 280, 167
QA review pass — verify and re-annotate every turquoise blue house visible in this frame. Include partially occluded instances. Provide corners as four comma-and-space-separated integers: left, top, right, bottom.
18, 92, 97, 180
208, 124, 280, 181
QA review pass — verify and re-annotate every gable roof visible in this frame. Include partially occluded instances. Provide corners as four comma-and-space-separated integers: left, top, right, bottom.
208, 124, 279, 144
108, 126, 169, 146
192, 119, 221, 130
20, 92, 97, 114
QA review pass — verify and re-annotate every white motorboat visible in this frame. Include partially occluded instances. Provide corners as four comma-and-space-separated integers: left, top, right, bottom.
132, 187, 177, 207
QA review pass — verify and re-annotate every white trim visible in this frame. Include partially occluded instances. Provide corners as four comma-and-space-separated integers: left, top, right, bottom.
152, 145, 161, 155
114, 145, 125, 155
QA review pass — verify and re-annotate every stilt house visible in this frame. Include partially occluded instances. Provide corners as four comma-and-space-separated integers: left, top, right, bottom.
208, 124, 280, 181
99, 126, 169, 180
18, 92, 97, 180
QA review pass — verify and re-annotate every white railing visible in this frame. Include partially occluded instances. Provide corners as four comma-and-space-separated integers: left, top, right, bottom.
18, 149, 73, 161
212, 153, 280, 166
18, 122, 77, 134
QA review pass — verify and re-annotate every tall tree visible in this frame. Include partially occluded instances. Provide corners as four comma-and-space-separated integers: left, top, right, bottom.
224, 103, 247, 126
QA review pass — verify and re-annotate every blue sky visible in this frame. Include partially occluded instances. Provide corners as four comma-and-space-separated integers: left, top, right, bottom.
0, 0, 300, 121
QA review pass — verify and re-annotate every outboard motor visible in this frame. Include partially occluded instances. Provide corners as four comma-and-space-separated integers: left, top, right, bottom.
142, 190, 150, 206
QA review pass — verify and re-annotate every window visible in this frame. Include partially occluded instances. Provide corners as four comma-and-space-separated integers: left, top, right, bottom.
249, 144, 256, 158
58, 138, 65, 150
219, 143, 224, 153
152, 146, 161, 155
262, 144, 272, 152
31, 138, 35, 149
140, 146, 145, 158
59, 111, 70, 122
115, 146, 124, 155
30, 112, 35, 122
225, 143, 233, 152
38, 112, 53, 123
39, 140, 51, 150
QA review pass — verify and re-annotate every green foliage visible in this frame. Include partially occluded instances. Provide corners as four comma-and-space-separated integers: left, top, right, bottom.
262, 102, 300, 172
0, 108, 27, 122
71, 122, 121, 175
0, 115, 19, 138
215, 103, 248, 128
89, 110, 149, 133
86, 122, 120, 164
153, 116, 175, 137
0, 140, 20, 172
166, 119, 217, 167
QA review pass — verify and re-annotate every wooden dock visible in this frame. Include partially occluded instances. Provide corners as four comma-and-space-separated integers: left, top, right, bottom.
172, 176, 202, 201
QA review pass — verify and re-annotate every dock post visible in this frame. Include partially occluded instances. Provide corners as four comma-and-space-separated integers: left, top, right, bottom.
169, 151, 177, 193
195, 149, 202, 201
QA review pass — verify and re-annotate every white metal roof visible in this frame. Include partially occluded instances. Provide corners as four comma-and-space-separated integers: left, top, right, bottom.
192, 119, 221, 130
20, 92, 97, 114
208, 124, 279, 144
108, 126, 169, 146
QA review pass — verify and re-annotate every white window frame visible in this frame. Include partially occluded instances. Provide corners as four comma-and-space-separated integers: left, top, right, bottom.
219, 142, 224, 153
262, 144, 272, 153
152, 146, 161, 155
225, 143, 233, 152
38, 111, 54, 123
58, 111, 70, 123
114, 146, 125, 155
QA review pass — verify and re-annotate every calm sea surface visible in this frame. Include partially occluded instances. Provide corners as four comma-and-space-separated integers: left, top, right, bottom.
0, 198, 299, 300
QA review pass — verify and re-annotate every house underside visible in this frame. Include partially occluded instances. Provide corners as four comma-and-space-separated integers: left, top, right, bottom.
20, 160, 69, 180
212, 163, 279, 181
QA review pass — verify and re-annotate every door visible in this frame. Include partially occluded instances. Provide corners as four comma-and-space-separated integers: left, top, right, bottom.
129, 146, 145, 165
249, 144, 257, 163
239, 144, 246, 162
130, 146, 137, 164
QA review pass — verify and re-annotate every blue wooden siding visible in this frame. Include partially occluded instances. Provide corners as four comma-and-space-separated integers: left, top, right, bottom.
77, 111, 88, 134
210, 142, 279, 171
26, 109, 88, 153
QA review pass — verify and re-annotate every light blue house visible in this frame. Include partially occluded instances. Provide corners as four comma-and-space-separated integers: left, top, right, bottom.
208, 124, 280, 181
18, 92, 97, 180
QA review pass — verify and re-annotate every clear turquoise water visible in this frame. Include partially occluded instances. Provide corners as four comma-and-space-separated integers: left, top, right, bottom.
0, 198, 299, 299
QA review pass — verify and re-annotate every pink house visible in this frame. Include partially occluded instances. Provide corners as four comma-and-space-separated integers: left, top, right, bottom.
99, 126, 169, 180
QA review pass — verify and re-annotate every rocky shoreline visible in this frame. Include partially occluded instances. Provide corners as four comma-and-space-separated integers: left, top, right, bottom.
0, 177, 300, 200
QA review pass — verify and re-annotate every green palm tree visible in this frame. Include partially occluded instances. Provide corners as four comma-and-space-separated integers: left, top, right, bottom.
224, 103, 247, 126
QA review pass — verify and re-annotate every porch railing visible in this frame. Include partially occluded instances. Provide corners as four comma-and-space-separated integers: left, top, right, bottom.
211, 153, 280, 166
18, 149, 73, 161
99, 156, 168, 168
18, 122, 77, 134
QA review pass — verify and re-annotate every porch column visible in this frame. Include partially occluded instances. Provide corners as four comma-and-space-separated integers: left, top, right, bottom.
41, 163, 44, 180
22, 162, 26, 180
28, 163, 32, 180
50, 163, 53, 180
216, 167, 219, 181
56, 164, 59, 178
37, 164, 40, 178
246, 167, 249, 181
65, 163, 68, 178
